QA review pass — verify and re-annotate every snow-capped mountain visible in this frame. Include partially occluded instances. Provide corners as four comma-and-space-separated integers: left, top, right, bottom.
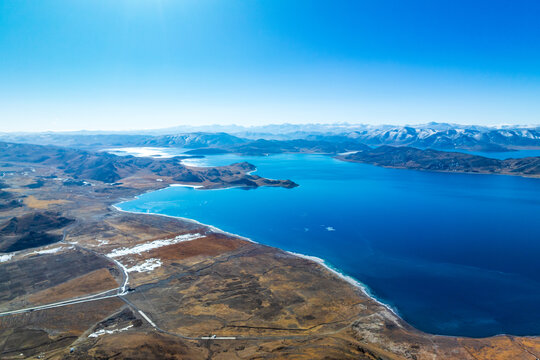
338, 126, 540, 151
1, 123, 538, 152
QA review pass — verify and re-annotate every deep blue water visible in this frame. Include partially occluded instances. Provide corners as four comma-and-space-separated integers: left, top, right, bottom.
451, 149, 540, 159
117, 152, 540, 337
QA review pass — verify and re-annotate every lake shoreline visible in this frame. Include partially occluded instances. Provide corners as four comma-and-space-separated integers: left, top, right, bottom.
113, 184, 538, 340
112, 185, 403, 321
109, 148, 540, 338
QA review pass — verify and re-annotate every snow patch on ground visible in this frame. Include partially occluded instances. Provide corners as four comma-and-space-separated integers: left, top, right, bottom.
0, 254, 13, 262
31, 247, 64, 255
338, 151, 360, 156
108, 233, 203, 258
126, 258, 162, 273
104, 147, 176, 158
88, 325, 133, 338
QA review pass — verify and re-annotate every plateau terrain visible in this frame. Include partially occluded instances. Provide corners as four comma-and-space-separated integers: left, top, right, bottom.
4, 0, 540, 357
0, 140, 539, 359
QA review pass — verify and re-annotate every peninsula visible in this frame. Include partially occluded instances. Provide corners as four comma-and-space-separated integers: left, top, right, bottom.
337, 146, 540, 178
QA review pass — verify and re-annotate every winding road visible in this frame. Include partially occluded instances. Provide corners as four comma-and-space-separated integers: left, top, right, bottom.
0, 233, 356, 342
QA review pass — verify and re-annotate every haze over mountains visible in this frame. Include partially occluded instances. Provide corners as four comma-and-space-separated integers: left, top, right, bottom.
1, 122, 539, 181
1, 123, 539, 153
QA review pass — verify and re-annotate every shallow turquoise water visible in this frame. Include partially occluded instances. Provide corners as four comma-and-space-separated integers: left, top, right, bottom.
118, 152, 540, 337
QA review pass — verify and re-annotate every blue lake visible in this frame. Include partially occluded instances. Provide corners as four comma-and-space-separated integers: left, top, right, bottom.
452, 149, 540, 159
117, 152, 540, 337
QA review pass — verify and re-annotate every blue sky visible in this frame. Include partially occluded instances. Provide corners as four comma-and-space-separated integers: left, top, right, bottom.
1, 0, 539, 131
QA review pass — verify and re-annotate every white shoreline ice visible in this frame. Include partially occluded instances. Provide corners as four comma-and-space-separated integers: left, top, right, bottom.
288, 251, 400, 317
113, 203, 255, 244
113, 184, 256, 243
170, 184, 204, 189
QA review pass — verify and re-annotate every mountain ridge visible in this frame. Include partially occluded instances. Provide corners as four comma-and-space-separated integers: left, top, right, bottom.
338, 146, 540, 177
2, 123, 539, 152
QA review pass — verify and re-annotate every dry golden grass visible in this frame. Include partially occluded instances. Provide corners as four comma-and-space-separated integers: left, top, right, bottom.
83, 331, 208, 360
23, 195, 68, 209
459, 336, 539, 360
2, 169, 540, 360
145, 233, 247, 261
27, 268, 119, 305
0, 297, 123, 335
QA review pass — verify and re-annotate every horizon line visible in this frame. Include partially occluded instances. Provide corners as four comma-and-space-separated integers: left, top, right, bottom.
1, 121, 539, 135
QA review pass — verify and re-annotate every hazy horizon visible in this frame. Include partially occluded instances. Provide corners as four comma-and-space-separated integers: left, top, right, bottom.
2, 1, 540, 132
1, 120, 539, 135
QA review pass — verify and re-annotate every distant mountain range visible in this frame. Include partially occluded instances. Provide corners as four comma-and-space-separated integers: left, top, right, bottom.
1, 130, 538, 184
320, 126, 540, 152
1, 123, 539, 153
